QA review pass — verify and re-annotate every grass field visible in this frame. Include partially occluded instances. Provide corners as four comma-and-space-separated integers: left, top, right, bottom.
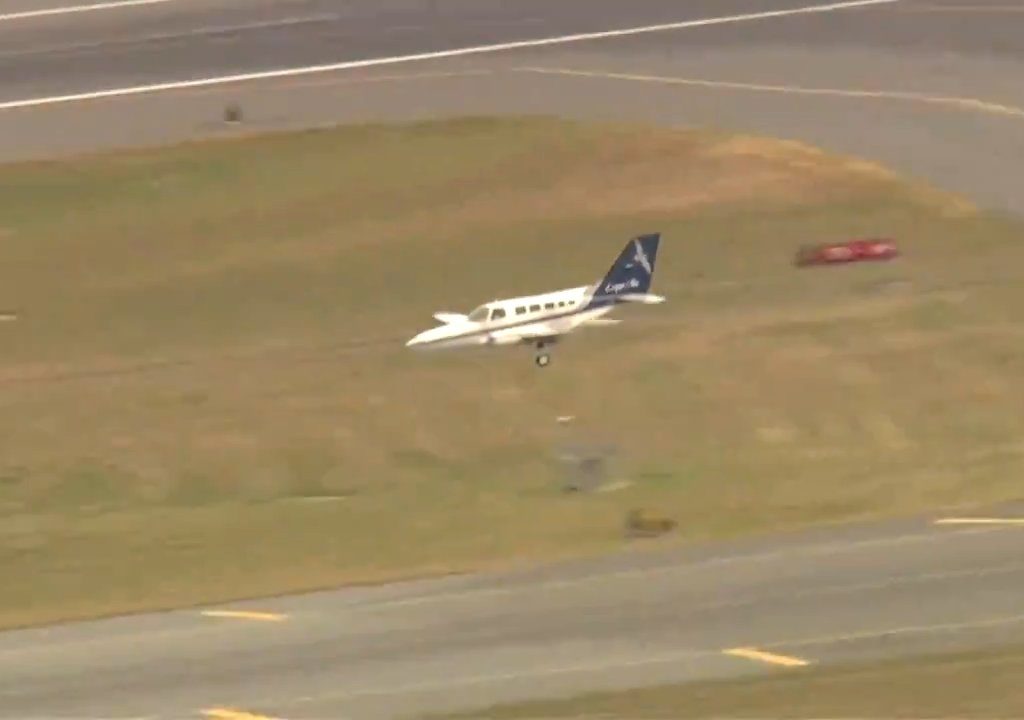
2, 115, 1024, 628
446, 642, 1024, 718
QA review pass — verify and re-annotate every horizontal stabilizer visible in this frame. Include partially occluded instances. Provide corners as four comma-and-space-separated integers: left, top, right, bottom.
617, 293, 666, 305
433, 312, 468, 324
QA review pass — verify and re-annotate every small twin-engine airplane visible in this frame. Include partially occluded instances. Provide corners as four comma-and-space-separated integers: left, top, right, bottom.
405, 233, 664, 367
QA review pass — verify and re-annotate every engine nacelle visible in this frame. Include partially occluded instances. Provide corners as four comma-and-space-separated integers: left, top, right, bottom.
487, 333, 523, 346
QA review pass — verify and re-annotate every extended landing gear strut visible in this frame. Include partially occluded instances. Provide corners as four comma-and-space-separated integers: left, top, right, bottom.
534, 340, 552, 368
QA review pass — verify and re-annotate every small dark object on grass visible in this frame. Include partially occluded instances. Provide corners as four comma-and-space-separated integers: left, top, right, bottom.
625, 508, 677, 538
224, 103, 243, 124
556, 439, 615, 493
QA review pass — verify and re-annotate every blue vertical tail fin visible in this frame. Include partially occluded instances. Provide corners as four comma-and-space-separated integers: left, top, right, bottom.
587, 233, 661, 308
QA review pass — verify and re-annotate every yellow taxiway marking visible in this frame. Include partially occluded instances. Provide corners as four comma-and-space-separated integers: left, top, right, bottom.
200, 610, 288, 622
516, 67, 1024, 121
935, 517, 1024, 526
202, 709, 278, 720
724, 646, 810, 667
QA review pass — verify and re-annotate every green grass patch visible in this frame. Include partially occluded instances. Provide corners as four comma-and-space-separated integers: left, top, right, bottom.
1, 115, 1023, 628
449, 643, 1024, 718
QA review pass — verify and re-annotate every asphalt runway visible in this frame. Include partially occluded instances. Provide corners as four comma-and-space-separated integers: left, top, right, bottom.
1, 515, 1023, 719
2, 1, 1024, 718
0, 0, 815, 102
2, 0, 1023, 213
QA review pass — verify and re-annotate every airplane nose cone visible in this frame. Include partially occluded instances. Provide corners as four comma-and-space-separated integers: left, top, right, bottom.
406, 325, 455, 350
406, 330, 429, 348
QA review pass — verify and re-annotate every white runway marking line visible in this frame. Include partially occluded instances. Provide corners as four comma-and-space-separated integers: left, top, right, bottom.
898, 4, 1024, 12
516, 67, 1024, 121
724, 646, 810, 667
0, 0, 174, 23
0, 0, 901, 111
936, 517, 1024, 526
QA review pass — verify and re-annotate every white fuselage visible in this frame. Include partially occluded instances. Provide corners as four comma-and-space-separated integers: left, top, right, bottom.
406, 284, 614, 350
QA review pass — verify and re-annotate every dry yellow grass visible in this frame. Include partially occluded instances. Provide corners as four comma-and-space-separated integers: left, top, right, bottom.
0, 115, 1022, 628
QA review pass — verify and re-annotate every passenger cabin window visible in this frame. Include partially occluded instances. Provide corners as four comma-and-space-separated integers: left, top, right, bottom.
529, 304, 540, 312
544, 302, 555, 310
515, 306, 526, 315
490, 308, 506, 321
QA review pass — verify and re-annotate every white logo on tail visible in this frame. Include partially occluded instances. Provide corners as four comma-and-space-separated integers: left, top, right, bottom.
632, 239, 653, 275
604, 277, 640, 294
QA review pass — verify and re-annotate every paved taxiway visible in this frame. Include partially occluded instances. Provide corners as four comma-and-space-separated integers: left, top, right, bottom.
1, 0, 1023, 717
1, 514, 1023, 719
2, 0, 1024, 213
0, 0, 822, 102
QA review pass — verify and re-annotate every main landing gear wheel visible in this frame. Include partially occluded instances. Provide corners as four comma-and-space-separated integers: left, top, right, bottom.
534, 339, 552, 368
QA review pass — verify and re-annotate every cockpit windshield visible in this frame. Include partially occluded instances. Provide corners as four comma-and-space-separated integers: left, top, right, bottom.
467, 305, 489, 322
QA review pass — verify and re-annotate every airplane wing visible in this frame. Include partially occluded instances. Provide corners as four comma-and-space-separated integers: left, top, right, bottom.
488, 321, 565, 345
488, 315, 620, 345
